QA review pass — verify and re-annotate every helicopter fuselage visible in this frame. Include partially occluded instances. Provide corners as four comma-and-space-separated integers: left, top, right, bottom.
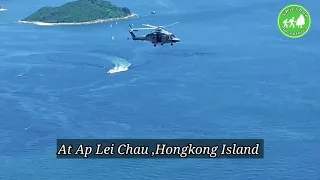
129, 27, 180, 47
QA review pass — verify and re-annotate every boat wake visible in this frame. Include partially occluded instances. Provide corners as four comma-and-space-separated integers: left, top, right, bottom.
106, 57, 131, 74
47, 51, 135, 74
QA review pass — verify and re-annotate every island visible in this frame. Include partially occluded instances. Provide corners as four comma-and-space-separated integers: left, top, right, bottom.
18, 0, 138, 26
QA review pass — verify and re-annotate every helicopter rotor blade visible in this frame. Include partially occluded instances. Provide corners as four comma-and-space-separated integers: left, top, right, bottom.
139, 22, 180, 30
142, 24, 158, 28
131, 27, 157, 31
161, 22, 180, 28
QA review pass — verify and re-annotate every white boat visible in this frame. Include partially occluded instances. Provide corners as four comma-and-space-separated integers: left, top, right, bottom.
0, 8, 7, 12
107, 66, 128, 74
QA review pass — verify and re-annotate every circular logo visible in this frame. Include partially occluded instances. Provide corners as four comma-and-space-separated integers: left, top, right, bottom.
278, 4, 311, 38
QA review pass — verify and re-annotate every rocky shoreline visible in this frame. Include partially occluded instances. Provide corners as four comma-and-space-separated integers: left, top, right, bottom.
18, 13, 138, 26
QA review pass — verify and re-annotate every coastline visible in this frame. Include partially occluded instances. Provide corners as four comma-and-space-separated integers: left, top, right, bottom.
18, 13, 138, 26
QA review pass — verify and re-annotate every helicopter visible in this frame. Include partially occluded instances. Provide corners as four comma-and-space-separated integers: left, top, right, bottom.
128, 22, 180, 47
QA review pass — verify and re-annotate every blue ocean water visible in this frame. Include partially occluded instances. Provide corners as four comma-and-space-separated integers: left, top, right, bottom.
1, 0, 320, 179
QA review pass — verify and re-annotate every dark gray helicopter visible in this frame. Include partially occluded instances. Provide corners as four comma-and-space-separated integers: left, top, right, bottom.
129, 22, 180, 47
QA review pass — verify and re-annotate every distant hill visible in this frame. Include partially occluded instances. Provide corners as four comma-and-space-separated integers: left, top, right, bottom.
21, 0, 135, 23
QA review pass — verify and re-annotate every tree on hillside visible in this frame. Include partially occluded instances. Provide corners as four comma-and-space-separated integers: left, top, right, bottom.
122, 7, 131, 15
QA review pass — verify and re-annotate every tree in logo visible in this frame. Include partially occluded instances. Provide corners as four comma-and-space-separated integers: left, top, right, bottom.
296, 14, 305, 28
278, 4, 311, 38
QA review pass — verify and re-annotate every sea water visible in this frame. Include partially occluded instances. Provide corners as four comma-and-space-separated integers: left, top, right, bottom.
0, 0, 319, 179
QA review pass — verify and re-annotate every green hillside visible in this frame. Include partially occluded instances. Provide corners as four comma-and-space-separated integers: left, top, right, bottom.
22, 0, 132, 23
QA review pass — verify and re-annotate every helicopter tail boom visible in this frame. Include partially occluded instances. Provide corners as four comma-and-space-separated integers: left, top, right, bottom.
129, 24, 147, 41
129, 30, 136, 38
129, 29, 146, 41
129, 24, 137, 39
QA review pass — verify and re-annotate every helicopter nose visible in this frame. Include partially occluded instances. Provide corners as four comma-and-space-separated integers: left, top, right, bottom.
172, 38, 180, 42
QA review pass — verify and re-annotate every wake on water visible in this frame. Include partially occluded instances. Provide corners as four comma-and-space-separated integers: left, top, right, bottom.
46, 51, 149, 74
87, 52, 131, 74
106, 57, 131, 74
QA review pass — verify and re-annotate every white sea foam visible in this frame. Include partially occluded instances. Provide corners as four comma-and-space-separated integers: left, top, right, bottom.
18, 14, 138, 26
107, 57, 131, 74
